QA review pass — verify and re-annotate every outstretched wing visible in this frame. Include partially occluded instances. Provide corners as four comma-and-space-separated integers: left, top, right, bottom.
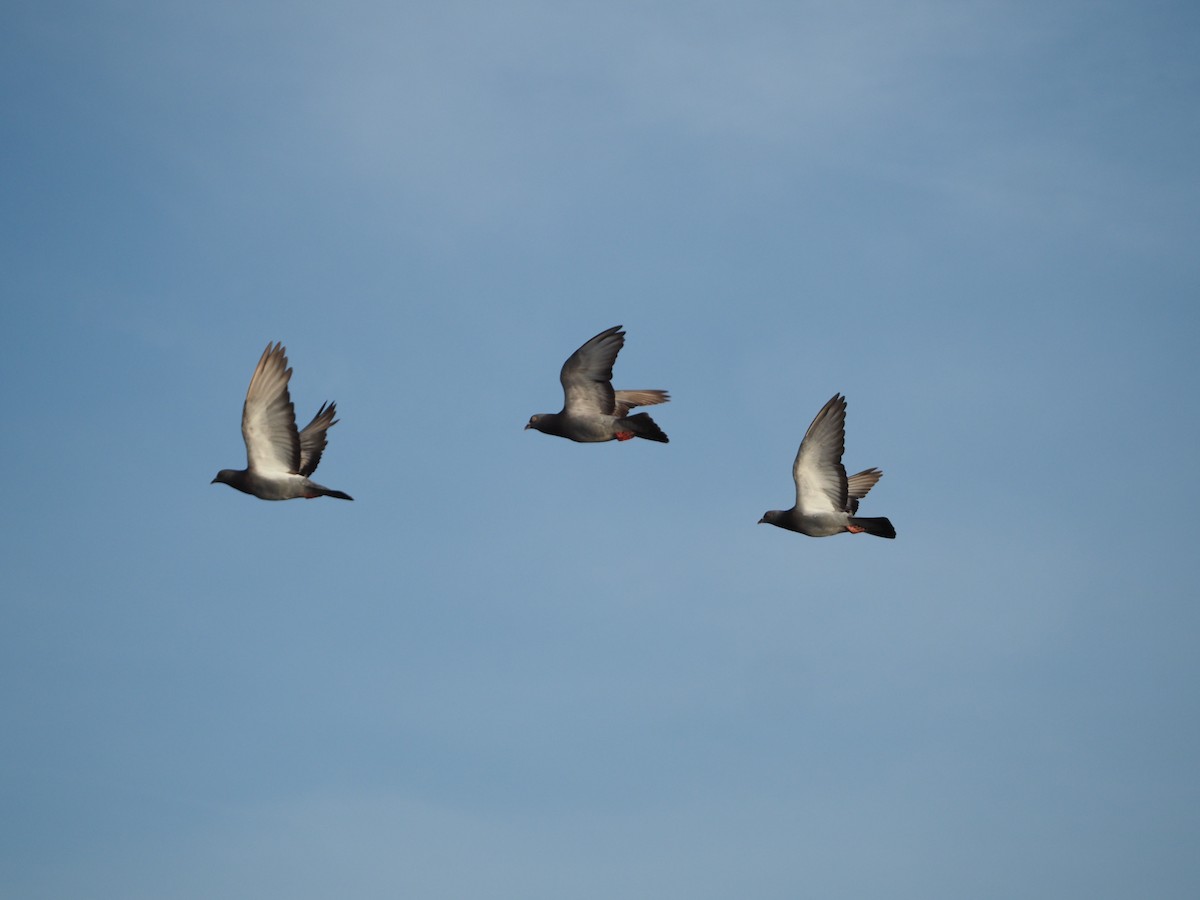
297, 401, 339, 477
792, 393, 849, 516
242, 342, 301, 475
845, 467, 883, 514
846, 467, 882, 501
612, 389, 670, 419
560, 325, 623, 416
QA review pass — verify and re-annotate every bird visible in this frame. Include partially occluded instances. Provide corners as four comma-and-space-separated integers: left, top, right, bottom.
212, 342, 354, 501
758, 393, 895, 538
525, 325, 670, 443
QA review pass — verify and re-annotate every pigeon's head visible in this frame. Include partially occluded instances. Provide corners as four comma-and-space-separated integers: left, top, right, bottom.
211, 469, 240, 488
758, 510, 785, 526
525, 412, 564, 437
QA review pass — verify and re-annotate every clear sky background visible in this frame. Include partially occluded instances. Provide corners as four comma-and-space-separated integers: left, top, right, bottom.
3, 2, 1199, 897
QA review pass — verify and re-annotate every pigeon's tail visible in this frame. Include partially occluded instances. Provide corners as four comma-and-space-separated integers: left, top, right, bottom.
621, 412, 669, 443
849, 516, 895, 539
310, 482, 354, 501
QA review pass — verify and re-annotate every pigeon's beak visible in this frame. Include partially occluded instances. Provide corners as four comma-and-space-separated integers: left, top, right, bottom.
523, 423, 531, 430
757, 516, 766, 524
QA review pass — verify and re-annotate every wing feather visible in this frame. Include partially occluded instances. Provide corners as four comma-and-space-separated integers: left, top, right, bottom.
846, 467, 883, 501
560, 325, 623, 416
297, 401, 338, 477
612, 389, 669, 418
242, 342, 301, 475
792, 394, 849, 515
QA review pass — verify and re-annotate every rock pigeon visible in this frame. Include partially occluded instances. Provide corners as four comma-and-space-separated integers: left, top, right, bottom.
525, 325, 670, 443
758, 393, 895, 538
212, 342, 354, 501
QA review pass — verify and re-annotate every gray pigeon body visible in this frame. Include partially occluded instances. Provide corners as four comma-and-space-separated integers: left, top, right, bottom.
212, 342, 354, 501
525, 325, 669, 443
759, 393, 894, 538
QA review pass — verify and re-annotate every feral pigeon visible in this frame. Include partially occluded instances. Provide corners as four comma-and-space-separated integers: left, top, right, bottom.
525, 325, 670, 443
758, 393, 894, 538
212, 342, 354, 501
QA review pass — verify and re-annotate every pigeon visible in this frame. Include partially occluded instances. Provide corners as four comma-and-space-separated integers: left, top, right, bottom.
758, 393, 895, 538
212, 342, 354, 501
525, 325, 670, 443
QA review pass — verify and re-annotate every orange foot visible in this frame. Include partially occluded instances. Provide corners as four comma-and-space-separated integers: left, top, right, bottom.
846, 524, 866, 534
615, 431, 635, 441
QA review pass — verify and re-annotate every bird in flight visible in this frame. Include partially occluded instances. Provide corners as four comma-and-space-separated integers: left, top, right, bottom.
759, 393, 894, 538
212, 342, 353, 501
525, 325, 670, 443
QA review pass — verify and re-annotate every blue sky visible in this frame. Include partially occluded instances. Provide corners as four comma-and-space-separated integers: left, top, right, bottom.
3, 1, 1199, 897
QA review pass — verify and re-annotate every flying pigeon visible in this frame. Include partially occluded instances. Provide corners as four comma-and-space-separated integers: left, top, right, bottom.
525, 325, 670, 443
758, 393, 895, 538
212, 342, 354, 501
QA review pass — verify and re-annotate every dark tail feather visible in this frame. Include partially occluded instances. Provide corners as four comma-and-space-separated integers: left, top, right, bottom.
320, 487, 354, 501
850, 516, 895, 539
623, 412, 669, 443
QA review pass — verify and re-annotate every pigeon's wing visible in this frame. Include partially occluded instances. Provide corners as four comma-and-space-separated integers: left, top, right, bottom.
560, 325, 623, 416
297, 401, 338, 477
792, 394, 849, 515
612, 389, 670, 419
242, 342, 301, 475
845, 467, 882, 514
846, 468, 883, 501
